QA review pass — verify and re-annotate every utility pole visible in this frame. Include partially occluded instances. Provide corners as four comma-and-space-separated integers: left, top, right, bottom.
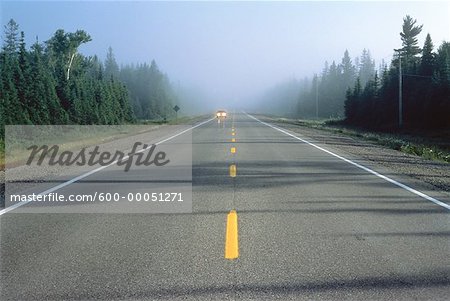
395, 49, 403, 128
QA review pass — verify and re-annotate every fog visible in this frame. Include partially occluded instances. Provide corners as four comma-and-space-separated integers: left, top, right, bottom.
2, 1, 449, 113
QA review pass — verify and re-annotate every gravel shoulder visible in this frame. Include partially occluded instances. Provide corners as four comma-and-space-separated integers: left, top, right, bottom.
259, 116, 450, 195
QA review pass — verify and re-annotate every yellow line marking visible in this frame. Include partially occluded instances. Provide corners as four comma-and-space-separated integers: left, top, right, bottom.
231, 132, 235, 136
225, 210, 239, 259
231, 138, 236, 142
231, 147, 236, 154
232, 128, 235, 132
229, 164, 236, 177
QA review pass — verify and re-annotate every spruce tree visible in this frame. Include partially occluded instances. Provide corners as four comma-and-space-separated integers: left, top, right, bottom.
2, 19, 19, 56
17, 31, 34, 121
340, 50, 356, 90
420, 34, 434, 76
359, 49, 375, 87
104, 46, 119, 80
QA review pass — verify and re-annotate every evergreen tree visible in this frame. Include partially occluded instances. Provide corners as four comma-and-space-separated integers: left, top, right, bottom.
340, 49, 356, 90
2, 19, 19, 56
0, 53, 29, 124
344, 78, 361, 124
420, 33, 434, 76
104, 46, 119, 80
400, 15, 423, 71
359, 49, 375, 87
17, 31, 33, 121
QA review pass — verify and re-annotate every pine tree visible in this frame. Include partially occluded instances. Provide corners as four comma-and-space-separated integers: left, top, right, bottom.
420, 33, 434, 76
340, 49, 356, 90
17, 31, 34, 121
0, 55, 29, 124
104, 46, 119, 80
359, 49, 375, 87
2, 19, 19, 56
400, 15, 423, 71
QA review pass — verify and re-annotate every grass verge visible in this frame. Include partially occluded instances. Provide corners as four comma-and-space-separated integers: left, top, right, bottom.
274, 117, 450, 163
4, 125, 160, 169
1, 115, 208, 171
137, 115, 210, 126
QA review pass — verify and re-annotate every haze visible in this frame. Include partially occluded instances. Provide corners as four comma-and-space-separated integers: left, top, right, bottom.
1, 0, 449, 109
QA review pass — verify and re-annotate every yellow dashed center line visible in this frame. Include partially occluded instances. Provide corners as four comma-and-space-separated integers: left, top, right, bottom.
229, 164, 237, 177
226, 119, 238, 260
225, 210, 239, 260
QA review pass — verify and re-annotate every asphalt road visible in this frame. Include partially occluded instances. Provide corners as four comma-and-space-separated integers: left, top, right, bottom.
1, 112, 449, 300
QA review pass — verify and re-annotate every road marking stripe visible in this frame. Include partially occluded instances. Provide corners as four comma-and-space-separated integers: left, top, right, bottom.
231, 138, 236, 142
0, 117, 216, 216
231, 132, 235, 136
225, 210, 239, 259
231, 147, 236, 154
229, 164, 237, 177
246, 113, 450, 210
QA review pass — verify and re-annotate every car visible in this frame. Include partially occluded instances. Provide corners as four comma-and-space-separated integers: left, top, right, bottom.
216, 110, 227, 118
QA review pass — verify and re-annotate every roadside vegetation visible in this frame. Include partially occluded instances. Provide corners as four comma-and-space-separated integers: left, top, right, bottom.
256, 15, 449, 133
138, 114, 210, 126
1, 114, 208, 171
275, 117, 450, 163
4, 126, 155, 168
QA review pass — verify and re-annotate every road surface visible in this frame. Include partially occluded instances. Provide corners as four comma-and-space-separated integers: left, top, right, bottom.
1, 112, 449, 300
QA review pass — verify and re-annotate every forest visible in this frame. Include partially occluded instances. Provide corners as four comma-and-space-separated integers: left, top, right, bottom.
0, 19, 179, 140
258, 15, 450, 130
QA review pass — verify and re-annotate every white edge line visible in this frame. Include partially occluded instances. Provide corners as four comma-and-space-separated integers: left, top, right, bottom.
0, 117, 215, 216
245, 113, 450, 210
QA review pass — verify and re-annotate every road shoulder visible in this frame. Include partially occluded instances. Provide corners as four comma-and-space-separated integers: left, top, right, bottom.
257, 115, 450, 196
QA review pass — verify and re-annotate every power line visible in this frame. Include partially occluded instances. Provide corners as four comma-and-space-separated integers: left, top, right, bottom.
403, 74, 433, 79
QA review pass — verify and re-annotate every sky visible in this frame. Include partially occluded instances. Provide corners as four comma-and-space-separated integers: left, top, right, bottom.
1, 1, 449, 105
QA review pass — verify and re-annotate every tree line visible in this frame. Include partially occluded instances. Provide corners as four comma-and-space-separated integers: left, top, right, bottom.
0, 19, 179, 139
345, 15, 449, 129
260, 15, 449, 130
296, 48, 378, 119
